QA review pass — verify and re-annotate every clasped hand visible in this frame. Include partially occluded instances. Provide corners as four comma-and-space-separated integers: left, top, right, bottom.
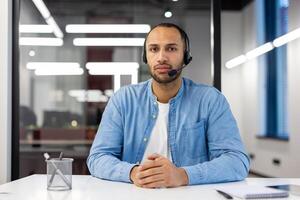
130, 153, 188, 188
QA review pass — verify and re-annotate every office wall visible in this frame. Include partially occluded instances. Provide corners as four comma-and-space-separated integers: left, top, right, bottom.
222, 0, 300, 177
0, 0, 12, 184
183, 11, 212, 85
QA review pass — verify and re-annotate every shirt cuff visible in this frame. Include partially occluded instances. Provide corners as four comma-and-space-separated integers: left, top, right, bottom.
182, 165, 204, 185
120, 162, 138, 183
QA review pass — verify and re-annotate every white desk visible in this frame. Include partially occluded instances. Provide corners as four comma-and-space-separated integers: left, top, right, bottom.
0, 175, 300, 200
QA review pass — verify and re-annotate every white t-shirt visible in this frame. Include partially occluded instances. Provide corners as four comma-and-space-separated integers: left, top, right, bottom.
142, 102, 172, 163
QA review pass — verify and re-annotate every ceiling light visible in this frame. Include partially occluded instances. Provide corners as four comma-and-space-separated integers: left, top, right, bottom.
86, 62, 139, 92
46, 17, 64, 38
20, 37, 63, 46
31, 0, 63, 38
76, 95, 108, 103
35, 67, 84, 76
27, 62, 80, 70
66, 24, 151, 33
73, 38, 145, 46
31, 0, 50, 19
68, 90, 108, 102
86, 62, 139, 74
245, 42, 274, 60
273, 28, 300, 47
225, 55, 247, 69
29, 50, 36, 57
19, 25, 53, 33
226, 27, 300, 69
164, 10, 173, 18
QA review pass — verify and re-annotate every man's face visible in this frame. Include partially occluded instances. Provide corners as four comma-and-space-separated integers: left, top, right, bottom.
146, 27, 185, 84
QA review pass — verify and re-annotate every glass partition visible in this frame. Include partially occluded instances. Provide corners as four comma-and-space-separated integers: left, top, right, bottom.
17, 0, 213, 177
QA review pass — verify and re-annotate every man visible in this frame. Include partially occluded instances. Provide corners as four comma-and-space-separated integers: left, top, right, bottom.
87, 23, 250, 188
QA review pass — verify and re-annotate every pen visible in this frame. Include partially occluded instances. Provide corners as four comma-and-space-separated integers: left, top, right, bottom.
49, 152, 63, 185
44, 153, 71, 189
216, 190, 233, 199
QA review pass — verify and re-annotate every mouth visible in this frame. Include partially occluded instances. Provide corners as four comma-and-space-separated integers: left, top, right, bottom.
154, 64, 172, 74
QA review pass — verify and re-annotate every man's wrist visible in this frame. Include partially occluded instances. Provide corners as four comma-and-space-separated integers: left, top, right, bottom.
178, 168, 189, 186
129, 165, 139, 183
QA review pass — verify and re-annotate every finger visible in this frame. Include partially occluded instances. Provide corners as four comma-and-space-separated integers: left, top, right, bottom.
142, 180, 166, 189
137, 166, 163, 179
133, 181, 143, 188
139, 160, 162, 171
139, 174, 164, 185
147, 153, 161, 160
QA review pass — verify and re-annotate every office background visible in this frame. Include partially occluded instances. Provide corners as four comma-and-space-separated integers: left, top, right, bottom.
1, 0, 300, 184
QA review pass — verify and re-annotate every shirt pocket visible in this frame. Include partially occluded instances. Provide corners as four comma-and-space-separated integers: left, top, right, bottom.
182, 119, 207, 159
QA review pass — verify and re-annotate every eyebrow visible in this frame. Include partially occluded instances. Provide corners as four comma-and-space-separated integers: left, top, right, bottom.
147, 43, 179, 47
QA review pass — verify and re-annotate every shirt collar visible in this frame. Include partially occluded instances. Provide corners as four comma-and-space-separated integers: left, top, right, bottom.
147, 78, 185, 104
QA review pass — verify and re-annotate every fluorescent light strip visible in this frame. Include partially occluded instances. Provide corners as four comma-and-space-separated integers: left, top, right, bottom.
35, 68, 84, 76
86, 62, 139, 75
86, 62, 139, 91
86, 62, 139, 70
19, 37, 63, 46
273, 27, 300, 47
245, 42, 274, 60
32, 0, 50, 19
68, 90, 108, 102
31, 0, 64, 38
66, 24, 151, 33
46, 17, 64, 38
69, 90, 102, 97
27, 62, 80, 70
225, 55, 247, 69
88, 68, 138, 75
19, 25, 53, 33
73, 38, 145, 46
76, 95, 108, 102
225, 42, 274, 69
226, 27, 300, 69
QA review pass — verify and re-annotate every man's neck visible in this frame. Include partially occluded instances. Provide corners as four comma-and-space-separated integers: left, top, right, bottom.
152, 77, 182, 103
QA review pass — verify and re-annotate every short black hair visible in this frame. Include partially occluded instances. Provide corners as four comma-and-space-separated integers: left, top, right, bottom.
144, 23, 188, 47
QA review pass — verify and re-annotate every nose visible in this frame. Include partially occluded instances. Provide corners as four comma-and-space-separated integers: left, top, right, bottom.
157, 49, 168, 63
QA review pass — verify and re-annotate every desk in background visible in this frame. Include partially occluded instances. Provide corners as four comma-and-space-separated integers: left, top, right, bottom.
0, 175, 300, 200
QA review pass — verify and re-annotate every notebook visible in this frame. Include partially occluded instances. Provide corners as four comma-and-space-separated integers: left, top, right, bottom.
215, 185, 289, 199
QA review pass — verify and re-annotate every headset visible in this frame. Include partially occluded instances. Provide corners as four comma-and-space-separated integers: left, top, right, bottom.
142, 24, 193, 66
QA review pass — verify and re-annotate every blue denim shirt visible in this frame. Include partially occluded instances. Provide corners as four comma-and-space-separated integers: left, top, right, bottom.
87, 78, 250, 185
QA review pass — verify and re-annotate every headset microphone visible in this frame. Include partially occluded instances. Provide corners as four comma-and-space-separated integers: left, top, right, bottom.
168, 64, 187, 77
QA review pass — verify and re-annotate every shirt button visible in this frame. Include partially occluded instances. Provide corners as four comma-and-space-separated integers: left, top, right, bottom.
152, 114, 156, 119
153, 101, 157, 105
143, 138, 147, 142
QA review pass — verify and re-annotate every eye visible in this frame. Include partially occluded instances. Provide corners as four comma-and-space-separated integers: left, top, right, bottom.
149, 47, 158, 52
167, 47, 177, 52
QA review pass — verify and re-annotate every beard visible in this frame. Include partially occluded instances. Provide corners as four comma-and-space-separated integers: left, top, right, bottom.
149, 65, 182, 84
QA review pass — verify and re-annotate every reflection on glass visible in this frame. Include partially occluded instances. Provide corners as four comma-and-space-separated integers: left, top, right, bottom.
18, 0, 212, 178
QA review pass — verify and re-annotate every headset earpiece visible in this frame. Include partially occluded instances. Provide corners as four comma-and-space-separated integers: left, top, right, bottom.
184, 50, 192, 65
142, 47, 147, 64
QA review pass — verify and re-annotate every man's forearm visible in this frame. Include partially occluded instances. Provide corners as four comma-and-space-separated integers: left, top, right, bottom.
87, 154, 136, 183
182, 151, 250, 185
